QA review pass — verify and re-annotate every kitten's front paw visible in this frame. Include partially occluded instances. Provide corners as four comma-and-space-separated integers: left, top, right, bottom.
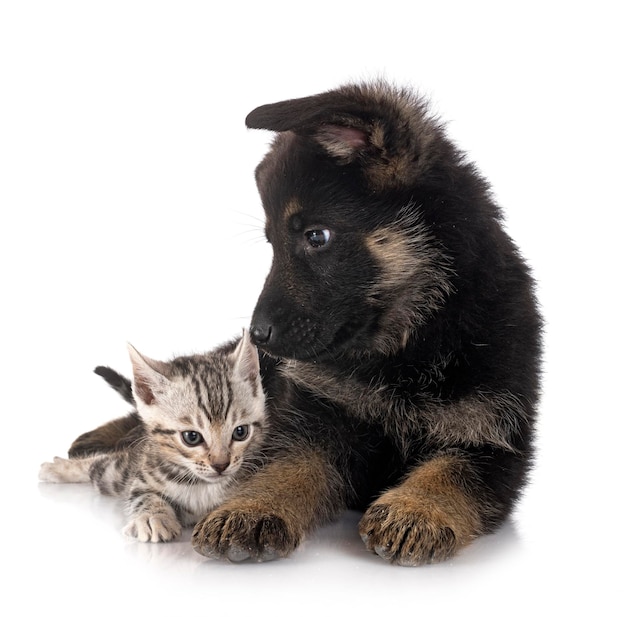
359, 500, 462, 566
124, 513, 182, 543
192, 504, 300, 562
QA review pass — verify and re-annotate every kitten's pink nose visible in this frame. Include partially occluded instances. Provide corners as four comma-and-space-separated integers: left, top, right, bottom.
211, 461, 230, 474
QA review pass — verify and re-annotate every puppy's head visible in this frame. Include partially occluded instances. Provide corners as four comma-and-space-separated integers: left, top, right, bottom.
247, 82, 455, 361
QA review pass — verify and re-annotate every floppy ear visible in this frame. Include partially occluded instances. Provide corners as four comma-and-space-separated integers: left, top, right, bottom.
127, 344, 171, 406
245, 89, 372, 164
245, 83, 438, 187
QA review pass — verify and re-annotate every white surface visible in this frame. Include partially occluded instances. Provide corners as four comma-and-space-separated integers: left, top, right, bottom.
1, 2, 624, 615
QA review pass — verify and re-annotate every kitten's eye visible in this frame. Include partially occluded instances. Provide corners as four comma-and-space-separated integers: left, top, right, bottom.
232, 425, 250, 441
304, 229, 331, 249
181, 431, 204, 447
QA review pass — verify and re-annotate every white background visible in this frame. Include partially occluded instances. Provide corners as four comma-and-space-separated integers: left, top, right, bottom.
1, 1, 624, 615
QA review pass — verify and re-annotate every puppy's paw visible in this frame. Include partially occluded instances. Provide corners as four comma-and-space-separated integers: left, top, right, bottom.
124, 512, 182, 543
358, 498, 469, 566
192, 503, 301, 562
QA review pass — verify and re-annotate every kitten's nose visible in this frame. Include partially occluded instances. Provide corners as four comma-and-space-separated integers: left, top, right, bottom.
211, 461, 230, 474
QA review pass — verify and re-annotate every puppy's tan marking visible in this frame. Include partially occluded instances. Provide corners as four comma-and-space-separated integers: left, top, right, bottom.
367, 225, 433, 287
364, 208, 454, 354
283, 360, 526, 455
359, 454, 485, 565
283, 199, 302, 222
192, 450, 343, 561
421, 391, 528, 452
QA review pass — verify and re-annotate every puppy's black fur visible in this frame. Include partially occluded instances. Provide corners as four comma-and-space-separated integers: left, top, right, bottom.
71, 82, 541, 565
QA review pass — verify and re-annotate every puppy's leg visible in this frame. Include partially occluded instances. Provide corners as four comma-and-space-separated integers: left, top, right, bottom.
68, 413, 141, 458
192, 450, 344, 562
359, 453, 500, 565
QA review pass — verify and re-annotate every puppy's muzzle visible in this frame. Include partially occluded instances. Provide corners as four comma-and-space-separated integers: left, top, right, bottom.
250, 320, 273, 346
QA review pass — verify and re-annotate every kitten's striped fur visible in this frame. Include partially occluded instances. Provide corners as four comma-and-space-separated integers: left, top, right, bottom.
40, 331, 267, 543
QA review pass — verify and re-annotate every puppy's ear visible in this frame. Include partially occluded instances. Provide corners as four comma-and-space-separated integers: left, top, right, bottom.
245, 83, 443, 187
246, 90, 371, 164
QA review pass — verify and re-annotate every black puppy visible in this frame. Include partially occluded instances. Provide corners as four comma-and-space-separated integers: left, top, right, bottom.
72, 82, 542, 565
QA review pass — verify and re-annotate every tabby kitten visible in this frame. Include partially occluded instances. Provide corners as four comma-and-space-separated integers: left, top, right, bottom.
39, 331, 266, 543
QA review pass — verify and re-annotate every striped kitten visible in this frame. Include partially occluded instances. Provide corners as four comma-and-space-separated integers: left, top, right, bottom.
39, 331, 267, 543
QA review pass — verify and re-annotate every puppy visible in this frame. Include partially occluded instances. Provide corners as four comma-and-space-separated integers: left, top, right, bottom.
72, 82, 542, 565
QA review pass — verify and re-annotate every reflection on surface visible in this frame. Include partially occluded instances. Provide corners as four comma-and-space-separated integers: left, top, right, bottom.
38, 481, 521, 571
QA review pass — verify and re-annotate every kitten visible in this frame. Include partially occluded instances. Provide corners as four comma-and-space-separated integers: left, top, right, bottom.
39, 330, 267, 543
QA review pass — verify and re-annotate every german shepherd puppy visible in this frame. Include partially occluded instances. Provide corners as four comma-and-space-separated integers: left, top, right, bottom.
70, 82, 541, 565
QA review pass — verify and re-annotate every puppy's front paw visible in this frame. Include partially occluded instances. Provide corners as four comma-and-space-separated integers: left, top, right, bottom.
192, 504, 301, 562
359, 499, 465, 566
124, 513, 182, 543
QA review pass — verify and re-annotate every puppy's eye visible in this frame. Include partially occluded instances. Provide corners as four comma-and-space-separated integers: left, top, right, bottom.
181, 431, 204, 447
305, 229, 331, 249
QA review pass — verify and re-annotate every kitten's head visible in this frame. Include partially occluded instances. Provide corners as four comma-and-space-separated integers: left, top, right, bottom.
127, 330, 266, 483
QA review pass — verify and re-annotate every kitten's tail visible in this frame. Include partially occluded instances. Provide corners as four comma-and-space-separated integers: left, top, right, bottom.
94, 366, 135, 406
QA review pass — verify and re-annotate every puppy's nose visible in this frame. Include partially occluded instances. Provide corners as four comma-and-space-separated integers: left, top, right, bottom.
250, 323, 272, 346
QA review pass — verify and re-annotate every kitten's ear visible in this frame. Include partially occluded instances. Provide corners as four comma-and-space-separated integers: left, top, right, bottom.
127, 344, 171, 406
231, 329, 260, 386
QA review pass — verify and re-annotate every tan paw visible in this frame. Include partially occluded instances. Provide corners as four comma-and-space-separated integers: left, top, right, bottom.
359, 455, 485, 565
192, 504, 301, 562
358, 499, 464, 565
